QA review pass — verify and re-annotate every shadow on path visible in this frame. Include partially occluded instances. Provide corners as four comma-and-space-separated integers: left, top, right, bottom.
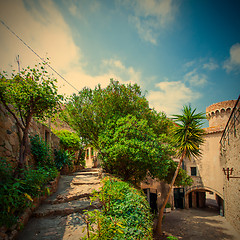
161, 208, 240, 240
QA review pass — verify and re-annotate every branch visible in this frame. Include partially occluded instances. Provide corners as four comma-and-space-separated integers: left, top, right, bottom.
0, 95, 24, 131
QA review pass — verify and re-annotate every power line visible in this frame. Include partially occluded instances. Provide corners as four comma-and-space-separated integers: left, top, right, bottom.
0, 19, 79, 93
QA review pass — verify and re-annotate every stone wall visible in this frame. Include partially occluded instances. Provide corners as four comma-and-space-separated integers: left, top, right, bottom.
0, 104, 59, 168
221, 117, 240, 233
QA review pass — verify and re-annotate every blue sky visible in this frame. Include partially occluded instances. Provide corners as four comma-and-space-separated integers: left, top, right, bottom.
0, 0, 239, 126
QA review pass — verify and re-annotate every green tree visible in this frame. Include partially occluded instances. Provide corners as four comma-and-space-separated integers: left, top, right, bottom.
0, 63, 62, 169
99, 114, 171, 184
63, 79, 170, 149
155, 105, 205, 235
63, 80, 176, 183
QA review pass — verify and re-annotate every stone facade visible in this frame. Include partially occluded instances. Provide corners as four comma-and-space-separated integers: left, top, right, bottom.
220, 98, 240, 233
183, 98, 239, 233
0, 104, 59, 168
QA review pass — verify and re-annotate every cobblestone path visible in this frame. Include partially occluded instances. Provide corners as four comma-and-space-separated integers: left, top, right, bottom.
161, 208, 240, 240
17, 168, 101, 240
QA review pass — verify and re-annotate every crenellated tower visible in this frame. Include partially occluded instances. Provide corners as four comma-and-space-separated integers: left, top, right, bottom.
206, 100, 237, 128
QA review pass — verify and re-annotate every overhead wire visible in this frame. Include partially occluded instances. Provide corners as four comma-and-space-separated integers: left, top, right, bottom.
0, 19, 79, 93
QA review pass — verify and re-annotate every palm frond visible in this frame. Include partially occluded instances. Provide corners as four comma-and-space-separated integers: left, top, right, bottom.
172, 105, 205, 159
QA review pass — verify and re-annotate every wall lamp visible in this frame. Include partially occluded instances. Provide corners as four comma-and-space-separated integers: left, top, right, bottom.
223, 168, 240, 181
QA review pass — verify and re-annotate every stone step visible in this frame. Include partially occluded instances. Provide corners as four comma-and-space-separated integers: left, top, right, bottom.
73, 171, 99, 176
17, 213, 89, 240
80, 168, 100, 172
34, 198, 101, 218
45, 183, 101, 204
72, 181, 100, 185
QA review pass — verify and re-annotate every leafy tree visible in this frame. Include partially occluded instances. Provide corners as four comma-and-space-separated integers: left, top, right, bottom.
155, 105, 205, 235
0, 63, 62, 169
64, 80, 176, 183
99, 114, 171, 184
63, 79, 170, 148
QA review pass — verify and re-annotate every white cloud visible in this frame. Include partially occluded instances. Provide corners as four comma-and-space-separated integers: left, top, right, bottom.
119, 0, 177, 44
184, 69, 207, 86
203, 59, 219, 70
184, 60, 195, 68
0, 0, 141, 96
223, 43, 240, 72
147, 81, 200, 116
102, 59, 142, 85
0, 0, 81, 72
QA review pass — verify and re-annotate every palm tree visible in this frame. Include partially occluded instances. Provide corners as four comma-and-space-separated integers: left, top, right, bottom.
155, 105, 205, 235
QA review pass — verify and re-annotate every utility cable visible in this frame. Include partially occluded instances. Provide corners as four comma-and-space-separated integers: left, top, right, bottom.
0, 19, 79, 93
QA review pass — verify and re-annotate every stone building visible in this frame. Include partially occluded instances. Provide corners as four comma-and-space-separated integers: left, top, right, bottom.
183, 100, 236, 209
182, 98, 240, 233
140, 98, 240, 233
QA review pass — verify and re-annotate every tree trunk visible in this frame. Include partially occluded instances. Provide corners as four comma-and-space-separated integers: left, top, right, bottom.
18, 115, 33, 169
155, 150, 186, 235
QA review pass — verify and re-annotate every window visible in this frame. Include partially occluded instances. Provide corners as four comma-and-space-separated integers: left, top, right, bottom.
191, 167, 197, 176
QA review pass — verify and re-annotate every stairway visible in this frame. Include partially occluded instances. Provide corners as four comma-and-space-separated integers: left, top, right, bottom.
17, 168, 101, 240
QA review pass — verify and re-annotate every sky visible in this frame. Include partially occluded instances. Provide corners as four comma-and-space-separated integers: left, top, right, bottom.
0, 0, 239, 127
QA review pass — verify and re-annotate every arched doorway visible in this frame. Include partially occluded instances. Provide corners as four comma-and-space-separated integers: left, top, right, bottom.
185, 187, 224, 215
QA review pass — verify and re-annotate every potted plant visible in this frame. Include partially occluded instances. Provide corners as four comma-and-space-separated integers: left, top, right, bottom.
164, 202, 171, 213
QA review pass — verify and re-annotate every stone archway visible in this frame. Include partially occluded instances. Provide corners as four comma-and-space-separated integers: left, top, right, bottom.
184, 185, 224, 215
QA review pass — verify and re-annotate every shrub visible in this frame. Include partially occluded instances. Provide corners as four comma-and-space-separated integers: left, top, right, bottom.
167, 236, 178, 240
54, 148, 74, 171
30, 135, 54, 168
84, 177, 153, 240
53, 129, 82, 151
0, 157, 58, 228
165, 202, 171, 208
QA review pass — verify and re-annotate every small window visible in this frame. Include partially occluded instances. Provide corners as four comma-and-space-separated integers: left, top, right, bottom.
191, 167, 197, 176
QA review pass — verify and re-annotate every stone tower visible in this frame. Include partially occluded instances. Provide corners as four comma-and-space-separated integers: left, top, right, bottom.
206, 100, 237, 128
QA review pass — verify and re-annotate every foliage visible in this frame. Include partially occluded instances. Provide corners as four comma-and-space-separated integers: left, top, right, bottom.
83, 177, 153, 240
0, 157, 58, 228
164, 160, 193, 187
53, 129, 82, 151
54, 148, 74, 170
64, 79, 171, 148
0, 157, 14, 183
0, 62, 63, 166
30, 135, 54, 168
64, 80, 178, 184
165, 203, 171, 208
167, 236, 178, 240
99, 114, 171, 184
172, 105, 205, 159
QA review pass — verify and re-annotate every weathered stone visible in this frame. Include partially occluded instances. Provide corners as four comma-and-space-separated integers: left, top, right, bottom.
4, 141, 12, 152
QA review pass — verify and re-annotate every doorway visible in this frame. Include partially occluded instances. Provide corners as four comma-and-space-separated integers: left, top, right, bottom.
174, 188, 184, 209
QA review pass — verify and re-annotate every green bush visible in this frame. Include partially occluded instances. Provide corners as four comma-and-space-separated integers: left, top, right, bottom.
54, 148, 74, 170
84, 177, 153, 240
30, 135, 54, 168
167, 236, 178, 240
165, 202, 171, 208
53, 129, 82, 151
0, 158, 58, 228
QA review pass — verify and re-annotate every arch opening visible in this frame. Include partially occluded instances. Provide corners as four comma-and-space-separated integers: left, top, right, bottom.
185, 188, 224, 215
